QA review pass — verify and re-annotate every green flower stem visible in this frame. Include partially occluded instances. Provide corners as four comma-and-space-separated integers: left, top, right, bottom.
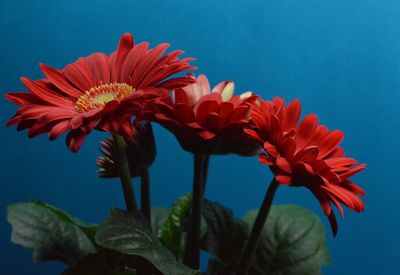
140, 168, 151, 224
112, 134, 137, 212
183, 153, 205, 269
202, 155, 210, 196
113, 135, 150, 275
237, 178, 279, 275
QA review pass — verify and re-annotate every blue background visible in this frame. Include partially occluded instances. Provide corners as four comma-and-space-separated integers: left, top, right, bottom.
0, 0, 398, 274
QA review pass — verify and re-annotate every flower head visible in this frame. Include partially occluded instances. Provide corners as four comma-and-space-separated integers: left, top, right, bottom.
245, 97, 366, 235
143, 73, 261, 155
5, 33, 195, 152
97, 123, 156, 178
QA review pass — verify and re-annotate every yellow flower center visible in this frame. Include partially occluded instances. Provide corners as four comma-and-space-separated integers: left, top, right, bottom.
75, 83, 134, 113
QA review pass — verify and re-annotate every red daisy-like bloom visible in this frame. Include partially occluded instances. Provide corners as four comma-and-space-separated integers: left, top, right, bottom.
143, 73, 261, 155
245, 97, 366, 235
5, 33, 195, 152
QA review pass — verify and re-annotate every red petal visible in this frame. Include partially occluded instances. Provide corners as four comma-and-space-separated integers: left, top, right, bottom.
296, 114, 318, 147
328, 211, 338, 237
7, 114, 22, 126
200, 112, 223, 132
49, 120, 72, 140
243, 128, 262, 143
325, 192, 344, 217
64, 57, 96, 91
111, 33, 134, 82
134, 43, 170, 88
340, 180, 366, 196
283, 99, 301, 130
263, 141, 279, 157
229, 105, 250, 124
174, 89, 191, 105
276, 155, 292, 173
276, 174, 292, 184
40, 64, 82, 98
196, 100, 218, 124
307, 125, 329, 147
5, 92, 42, 106
117, 118, 134, 137
318, 130, 344, 158
293, 146, 319, 163
321, 184, 364, 212
87, 53, 111, 84
258, 153, 274, 165
198, 130, 215, 140
120, 42, 149, 84
325, 157, 358, 168
339, 164, 366, 180
295, 161, 315, 175
157, 77, 197, 90
309, 186, 332, 215
71, 116, 83, 129
66, 129, 88, 152
20, 77, 74, 108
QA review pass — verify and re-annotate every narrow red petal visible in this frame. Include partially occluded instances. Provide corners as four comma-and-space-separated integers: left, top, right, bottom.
87, 53, 111, 84
111, 33, 134, 82
5, 92, 42, 106
49, 120, 71, 140
328, 211, 338, 237
40, 64, 82, 98
66, 129, 88, 152
64, 57, 96, 91
318, 130, 344, 158
21, 77, 74, 108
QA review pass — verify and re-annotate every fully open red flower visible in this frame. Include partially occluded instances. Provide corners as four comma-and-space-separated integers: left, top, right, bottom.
143, 73, 260, 155
245, 97, 366, 235
5, 33, 195, 152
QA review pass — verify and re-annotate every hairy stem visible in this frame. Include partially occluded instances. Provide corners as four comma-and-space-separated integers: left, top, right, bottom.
141, 168, 151, 224
202, 155, 210, 196
112, 134, 137, 212
183, 154, 204, 269
237, 179, 279, 275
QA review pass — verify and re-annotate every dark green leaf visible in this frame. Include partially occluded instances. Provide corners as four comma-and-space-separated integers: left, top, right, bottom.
159, 194, 192, 259
7, 202, 97, 265
151, 207, 170, 236
95, 208, 198, 275
32, 201, 98, 244
200, 200, 249, 273
62, 251, 136, 275
242, 204, 331, 275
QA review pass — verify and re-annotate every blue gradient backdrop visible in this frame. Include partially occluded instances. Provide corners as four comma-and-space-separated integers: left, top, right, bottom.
1, 0, 398, 274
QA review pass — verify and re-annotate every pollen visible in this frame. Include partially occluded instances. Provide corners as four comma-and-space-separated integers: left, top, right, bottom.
75, 83, 134, 113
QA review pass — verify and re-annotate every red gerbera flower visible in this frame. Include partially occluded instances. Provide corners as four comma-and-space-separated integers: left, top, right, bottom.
245, 97, 366, 235
143, 73, 261, 155
5, 33, 196, 152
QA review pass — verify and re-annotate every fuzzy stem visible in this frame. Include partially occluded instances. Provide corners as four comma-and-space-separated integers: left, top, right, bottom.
237, 179, 279, 275
183, 154, 204, 269
140, 168, 151, 224
112, 134, 137, 212
201, 155, 210, 196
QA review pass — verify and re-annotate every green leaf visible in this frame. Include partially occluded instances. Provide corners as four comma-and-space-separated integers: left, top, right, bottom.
62, 251, 136, 275
32, 201, 98, 245
95, 208, 198, 275
151, 207, 170, 236
158, 194, 192, 259
7, 201, 97, 265
200, 200, 249, 273
242, 204, 331, 275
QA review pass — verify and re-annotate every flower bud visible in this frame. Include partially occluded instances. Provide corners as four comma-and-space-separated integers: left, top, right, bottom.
97, 123, 156, 178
